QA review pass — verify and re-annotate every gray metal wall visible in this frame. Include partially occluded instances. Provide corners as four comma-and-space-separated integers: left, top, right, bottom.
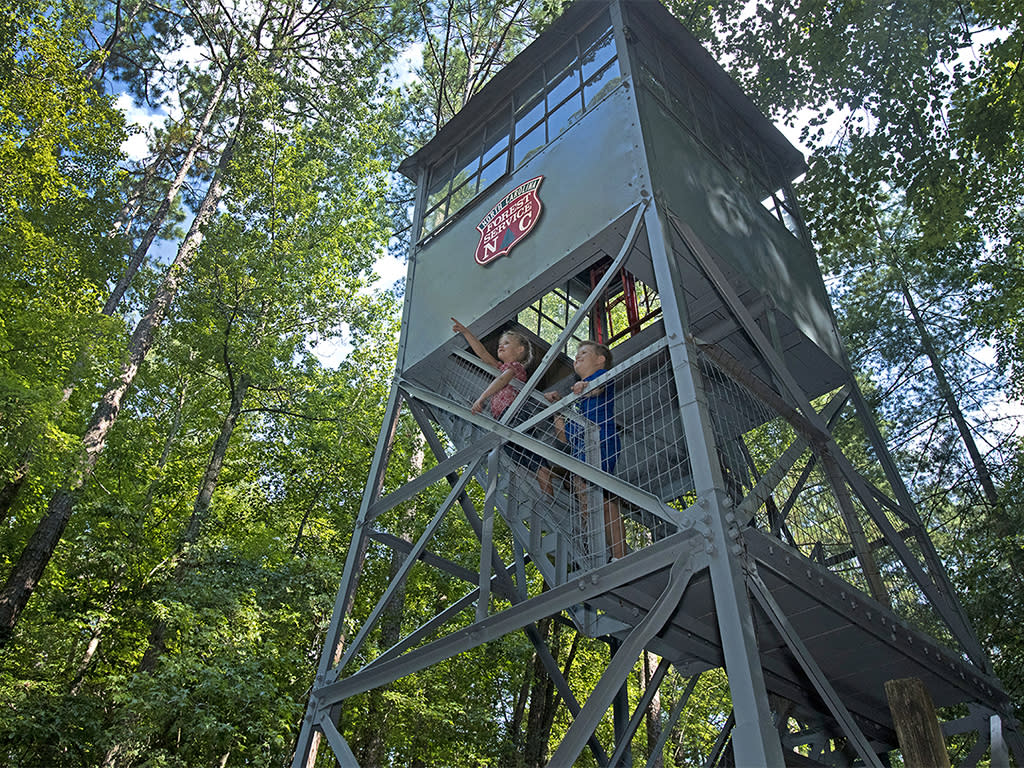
634, 88, 846, 365
401, 83, 647, 372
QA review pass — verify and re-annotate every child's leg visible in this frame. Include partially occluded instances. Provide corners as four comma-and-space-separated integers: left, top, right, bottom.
604, 494, 626, 560
536, 464, 553, 495
572, 475, 588, 521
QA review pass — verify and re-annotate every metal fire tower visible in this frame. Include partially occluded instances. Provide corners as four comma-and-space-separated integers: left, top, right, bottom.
294, 0, 1021, 764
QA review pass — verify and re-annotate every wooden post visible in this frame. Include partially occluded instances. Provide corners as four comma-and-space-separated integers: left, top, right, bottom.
884, 677, 951, 768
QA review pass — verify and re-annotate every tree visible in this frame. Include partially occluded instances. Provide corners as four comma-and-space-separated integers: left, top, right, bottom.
0, 0, 129, 520
0, 0, 414, 646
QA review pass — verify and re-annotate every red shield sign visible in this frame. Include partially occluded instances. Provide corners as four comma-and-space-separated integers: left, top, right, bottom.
474, 176, 544, 266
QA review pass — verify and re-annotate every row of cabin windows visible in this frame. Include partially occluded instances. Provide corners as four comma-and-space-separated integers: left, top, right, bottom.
420, 8, 621, 241
631, 18, 803, 238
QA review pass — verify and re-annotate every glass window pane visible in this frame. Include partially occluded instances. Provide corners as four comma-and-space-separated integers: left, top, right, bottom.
581, 22, 615, 80
640, 61, 666, 101
426, 182, 450, 216
690, 82, 711, 117
583, 58, 620, 107
518, 305, 540, 334
462, 126, 483, 153
449, 176, 477, 217
547, 39, 575, 88
421, 202, 448, 237
457, 127, 483, 165
479, 153, 507, 191
514, 122, 545, 168
515, 69, 544, 112
427, 152, 453, 197
482, 120, 510, 165
515, 97, 544, 139
668, 88, 693, 129
547, 50, 580, 109
548, 93, 582, 139
453, 150, 480, 191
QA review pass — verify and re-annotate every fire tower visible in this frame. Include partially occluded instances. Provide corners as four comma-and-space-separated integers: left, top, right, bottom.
294, 0, 1021, 764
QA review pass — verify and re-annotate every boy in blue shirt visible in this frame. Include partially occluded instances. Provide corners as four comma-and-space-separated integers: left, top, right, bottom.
547, 341, 626, 561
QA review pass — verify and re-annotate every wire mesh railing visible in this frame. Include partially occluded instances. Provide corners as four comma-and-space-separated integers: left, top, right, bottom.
425, 345, 687, 576
698, 352, 951, 642
414, 334, 953, 645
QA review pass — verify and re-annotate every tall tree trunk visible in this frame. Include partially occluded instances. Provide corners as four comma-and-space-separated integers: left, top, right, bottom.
0, 117, 243, 648
509, 662, 531, 750
0, 75, 224, 528
898, 280, 1000, 505
0, 462, 28, 523
109, 143, 168, 240
103, 68, 230, 316
643, 651, 663, 768
290, 479, 325, 556
523, 618, 558, 767
897, 277, 1024, 578
137, 370, 251, 673
299, 402, 405, 768
143, 373, 191, 511
69, 580, 121, 695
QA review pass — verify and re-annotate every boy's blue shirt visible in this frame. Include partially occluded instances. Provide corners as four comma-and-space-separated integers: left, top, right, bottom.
566, 368, 621, 472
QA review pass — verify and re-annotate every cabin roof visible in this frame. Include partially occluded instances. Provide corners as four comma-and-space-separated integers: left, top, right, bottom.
398, 0, 806, 184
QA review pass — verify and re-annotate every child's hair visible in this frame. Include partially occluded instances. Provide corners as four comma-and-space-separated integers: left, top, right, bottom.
501, 330, 534, 367
579, 340, 612, 368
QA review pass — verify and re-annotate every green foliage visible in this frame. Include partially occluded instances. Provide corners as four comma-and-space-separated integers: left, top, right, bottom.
0, 0, 129, 499
950, 448, 1024, 704
3, 0, 1024, 763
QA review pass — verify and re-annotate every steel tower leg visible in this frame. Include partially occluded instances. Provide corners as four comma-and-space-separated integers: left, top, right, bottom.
292, 380, 404, 768
644, 202, 786, 766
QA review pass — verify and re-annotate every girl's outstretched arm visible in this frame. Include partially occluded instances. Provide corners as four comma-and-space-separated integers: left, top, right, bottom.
452, 317, 500, 370
473, 368, 516, 414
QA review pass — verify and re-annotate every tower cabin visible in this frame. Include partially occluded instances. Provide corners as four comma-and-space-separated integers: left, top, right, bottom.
295, 0, 1020, 765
